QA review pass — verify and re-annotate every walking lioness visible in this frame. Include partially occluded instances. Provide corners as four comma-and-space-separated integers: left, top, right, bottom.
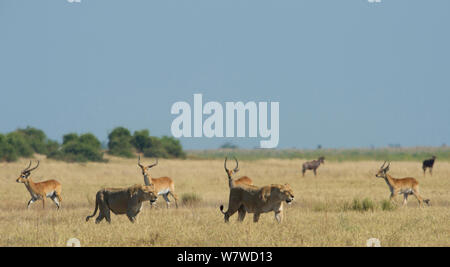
86, 184, 157, 224
220, 184, 294, 223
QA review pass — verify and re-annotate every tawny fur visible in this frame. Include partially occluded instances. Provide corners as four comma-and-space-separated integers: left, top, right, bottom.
220, 184, 294, 223
86, 184, 157, 224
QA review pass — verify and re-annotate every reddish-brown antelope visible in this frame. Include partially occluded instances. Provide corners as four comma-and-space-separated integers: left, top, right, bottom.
16, 160, 62, 209
375, 161, 430, 207
137, 156, 178, 208
224, 157, 253, 188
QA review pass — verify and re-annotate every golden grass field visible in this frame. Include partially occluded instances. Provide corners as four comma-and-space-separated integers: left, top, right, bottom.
1, 155, 449, 247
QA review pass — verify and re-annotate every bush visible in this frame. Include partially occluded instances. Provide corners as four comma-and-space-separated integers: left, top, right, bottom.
143, 137, 169, 158
160, 136, 186, 158
0, 134, 18, 162
15, 127, 50, 155
181, 193, 202, 206
6, 132, 34, 157
48, 133, 104, 162
131, 129, 152, 153
108, 127, 134, 158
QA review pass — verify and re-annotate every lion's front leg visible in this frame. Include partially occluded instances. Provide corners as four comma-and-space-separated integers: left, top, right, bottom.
274, 211, 283, 223
274, 203, 283, 223
126, 201, 142, 223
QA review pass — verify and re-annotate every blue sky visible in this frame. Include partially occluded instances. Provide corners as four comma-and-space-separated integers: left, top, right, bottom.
0, 0, 449, 149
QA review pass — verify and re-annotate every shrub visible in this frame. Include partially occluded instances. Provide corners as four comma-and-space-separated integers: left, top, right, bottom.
143, 139, 169, 158
0, 134, 18, 162
48, 133, 104, 162
63, 133, 79, 145
181, 193, 202, 206
160, 136, 186, 158
107, 127, 134, 158
131, 129, 152, 153
6, 132, 34, 157
15, 127, 49, 155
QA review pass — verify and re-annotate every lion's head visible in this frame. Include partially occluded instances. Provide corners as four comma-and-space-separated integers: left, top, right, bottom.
130, 184, 158, 203
279, 184, 295, 204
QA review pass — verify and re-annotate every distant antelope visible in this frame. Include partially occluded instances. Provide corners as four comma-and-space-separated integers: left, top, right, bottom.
224, 157, 253, 188
137, 156, 178, 208
375, 161, 430, 207
302, 156, 325, 177
422, 156, 436, 176
16, 160, 62, 209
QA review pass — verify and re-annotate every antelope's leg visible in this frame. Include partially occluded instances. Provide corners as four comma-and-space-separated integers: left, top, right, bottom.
402, 194, 408, 206
162, 193, 170, 208
51, 195, 61, 209
412, 189, 424, 207
169, 191, 178, 208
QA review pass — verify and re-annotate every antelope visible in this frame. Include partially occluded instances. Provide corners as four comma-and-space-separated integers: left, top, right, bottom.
302, 156, 325, 177
16, 160, 62, 209
375, 161, 430, 207
137, 156, 178, 208
224, 157, 253, 188
422, 156, 436, 176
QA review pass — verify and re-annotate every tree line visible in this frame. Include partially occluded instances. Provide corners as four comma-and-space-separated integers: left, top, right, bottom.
0, 126, 185, 162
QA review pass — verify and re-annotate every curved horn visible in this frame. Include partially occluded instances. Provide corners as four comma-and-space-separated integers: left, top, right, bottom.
138, 155, 144, 168
386, 161, 391, 169
22, 160, 32, 173
380, 161, 387, 169
27, 160, 40, 172
224, 157, 229, 171
147, 158, 158, 169
233, 156, 239, 171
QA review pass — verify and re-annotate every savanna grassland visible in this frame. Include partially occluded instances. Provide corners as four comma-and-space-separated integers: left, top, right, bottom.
1, 155, 449, 247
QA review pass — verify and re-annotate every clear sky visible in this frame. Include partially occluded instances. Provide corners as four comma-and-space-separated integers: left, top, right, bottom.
1, 0, 449, 149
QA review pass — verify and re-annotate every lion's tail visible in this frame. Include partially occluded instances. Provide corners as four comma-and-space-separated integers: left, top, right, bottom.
220, 204, 227, 214
86, 193, 100, 222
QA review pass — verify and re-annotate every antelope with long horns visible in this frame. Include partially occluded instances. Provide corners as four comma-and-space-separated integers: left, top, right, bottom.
137, 156, 178, 208
375, 161, 430, 207
224, 157, 253, 188
16, 160, 62, 209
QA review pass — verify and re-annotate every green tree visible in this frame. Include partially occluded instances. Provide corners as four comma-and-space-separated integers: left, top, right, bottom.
6, 132, 34, 157
131, 129, 152, 153
160, 136, 186, 158
107, 127, 134, 158
63, 133, 79, 145
48, 133, 104, 162
15, 127, 49, 154
0, 134, 18, 162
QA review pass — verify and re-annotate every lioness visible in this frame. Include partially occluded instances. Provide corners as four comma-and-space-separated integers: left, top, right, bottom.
86, 184, 157, 224
220, 184, 294, 223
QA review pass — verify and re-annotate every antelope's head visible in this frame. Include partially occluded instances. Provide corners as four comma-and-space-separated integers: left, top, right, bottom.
224, 157, 239, 179
318, 156, 325, 164
375, 161, 390, 179
16, 160, 39, 183
137, 156, 158, 177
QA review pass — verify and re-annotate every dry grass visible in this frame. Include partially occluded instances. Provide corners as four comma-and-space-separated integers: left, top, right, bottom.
0, 156, 449, 247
